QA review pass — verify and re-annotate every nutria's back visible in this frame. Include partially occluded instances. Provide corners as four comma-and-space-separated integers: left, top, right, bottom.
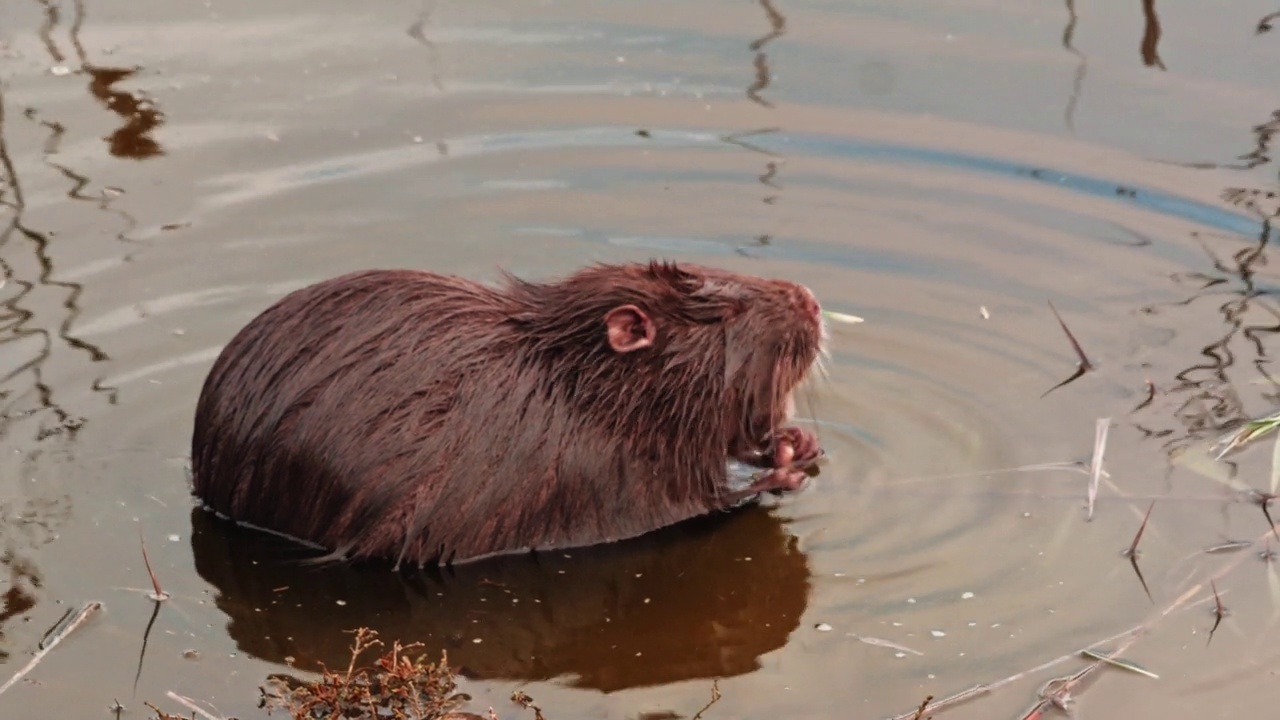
191, 262, 825, 566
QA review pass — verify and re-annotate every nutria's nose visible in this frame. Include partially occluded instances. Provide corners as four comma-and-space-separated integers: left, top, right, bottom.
792, 285, 821, 320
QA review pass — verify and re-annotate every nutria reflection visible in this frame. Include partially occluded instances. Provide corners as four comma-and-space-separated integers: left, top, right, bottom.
189, 504, 811, 693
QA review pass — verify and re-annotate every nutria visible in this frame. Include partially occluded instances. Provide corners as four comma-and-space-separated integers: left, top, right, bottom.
190, 260, 826, 567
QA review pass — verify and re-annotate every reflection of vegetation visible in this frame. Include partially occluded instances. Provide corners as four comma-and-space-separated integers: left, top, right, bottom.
1061, 0, 1087, 132
1060, 0, 1166, 131
67, 0, 167, 160
1128, 223, 1280, 455
0, 85, 97, 443
746, 0, 785, 108
1140, 0, 1166, 70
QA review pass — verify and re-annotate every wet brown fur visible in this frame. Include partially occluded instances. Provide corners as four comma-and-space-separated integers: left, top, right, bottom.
190, 261, 823, 567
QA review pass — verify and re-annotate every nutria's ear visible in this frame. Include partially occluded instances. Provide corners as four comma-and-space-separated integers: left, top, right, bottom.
604, 304, 655, 353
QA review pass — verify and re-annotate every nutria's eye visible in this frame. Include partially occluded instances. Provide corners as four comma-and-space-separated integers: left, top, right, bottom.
604, 304, 655, 353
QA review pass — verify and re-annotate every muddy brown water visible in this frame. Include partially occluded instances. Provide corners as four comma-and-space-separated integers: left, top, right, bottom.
2, 0, 1279, 718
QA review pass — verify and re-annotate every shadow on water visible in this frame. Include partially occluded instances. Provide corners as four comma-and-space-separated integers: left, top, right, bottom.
189, 505, 811, 693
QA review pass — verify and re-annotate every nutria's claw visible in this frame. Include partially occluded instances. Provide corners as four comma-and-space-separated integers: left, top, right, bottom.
772, 426, 822, 469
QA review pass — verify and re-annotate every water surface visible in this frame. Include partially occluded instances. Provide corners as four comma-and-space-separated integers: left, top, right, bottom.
2, 1, 1279, 718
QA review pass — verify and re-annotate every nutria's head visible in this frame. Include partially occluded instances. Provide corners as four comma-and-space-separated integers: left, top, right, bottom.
504, 260, 825, 482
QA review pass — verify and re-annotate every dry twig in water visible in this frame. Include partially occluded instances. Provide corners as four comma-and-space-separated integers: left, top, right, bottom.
257, 627, 472, 720
910, 695, 933, 719
0, 601, 102, 698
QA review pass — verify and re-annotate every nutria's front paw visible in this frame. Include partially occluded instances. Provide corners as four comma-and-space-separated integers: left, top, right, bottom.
722, 466, 810, 507
758, 466, 810, 494
772, 426, 822, 469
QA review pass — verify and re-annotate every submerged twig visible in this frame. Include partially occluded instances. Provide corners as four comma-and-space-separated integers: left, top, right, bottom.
0, 601, 102, 697
1123, 501, 1156, 603
1041, 300, 1094, 398
134, 599, 163, 696
1258, 492, 1280, 541
1207, 580, 1226, 646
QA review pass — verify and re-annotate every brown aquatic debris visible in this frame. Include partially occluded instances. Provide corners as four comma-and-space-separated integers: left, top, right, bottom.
510, 691, 545, 720
257, 627, 472, 720
690, 680, 722, 720
1207, 580, 1226, 646
910, 695, 933, 719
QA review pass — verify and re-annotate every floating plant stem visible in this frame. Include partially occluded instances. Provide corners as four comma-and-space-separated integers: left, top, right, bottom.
1086, 418, 1110, 521
1080, 649, 1160, 679
138, 526, 169, 602
1270, 431, 1280, 494
1211, 409, 1280, 460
